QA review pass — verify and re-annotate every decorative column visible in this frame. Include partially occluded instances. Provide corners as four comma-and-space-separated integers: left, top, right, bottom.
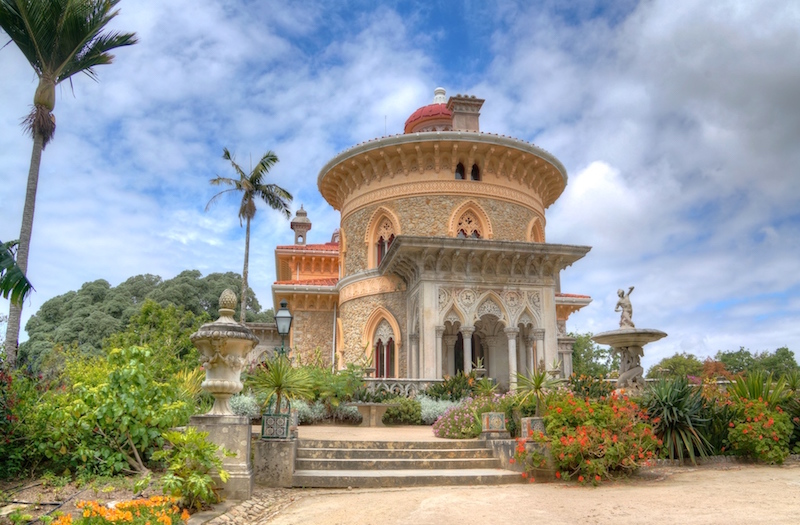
435, 326, 445, 379
443, 334, 458, 377
525, 335, 535, 375
460, 326, 475, 374
505, 327, 519, 392
533, 329, 545, 373
410, 333, 420, 379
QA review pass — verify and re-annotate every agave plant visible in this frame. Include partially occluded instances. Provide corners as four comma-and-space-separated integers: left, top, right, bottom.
516, 369, 561, 417
248, 356, 313, 414
729, 370, 789, 409
644, 377, 712, 464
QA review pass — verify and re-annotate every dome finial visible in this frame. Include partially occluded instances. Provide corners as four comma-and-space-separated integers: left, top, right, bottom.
433, 87, 446, 104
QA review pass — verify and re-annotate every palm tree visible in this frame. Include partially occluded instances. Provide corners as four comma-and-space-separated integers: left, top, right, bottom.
0, 0, 137, 368
206, 148, 292, 322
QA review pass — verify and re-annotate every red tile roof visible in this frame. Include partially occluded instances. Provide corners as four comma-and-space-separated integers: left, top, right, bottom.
276, 243, 339, 252
404, 103, 452, 133
274, 278, 339, 286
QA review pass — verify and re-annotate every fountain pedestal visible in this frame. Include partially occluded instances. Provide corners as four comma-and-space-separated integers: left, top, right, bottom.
592, 329, 666, 393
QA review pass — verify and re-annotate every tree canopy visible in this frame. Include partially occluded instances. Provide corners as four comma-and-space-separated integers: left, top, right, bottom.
648, 347, 798, 380
18, 270, 273, 372
570, 332, 619, 378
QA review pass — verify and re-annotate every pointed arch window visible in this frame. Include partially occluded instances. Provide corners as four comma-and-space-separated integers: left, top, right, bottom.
375, 219, 396, 265
455, 163, 465, 180
456, 211, 481, 239
374, 337, 395, 378
470, 164, 480, 181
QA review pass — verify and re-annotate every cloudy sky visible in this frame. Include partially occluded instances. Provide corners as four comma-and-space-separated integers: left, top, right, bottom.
1, 0, 798, 371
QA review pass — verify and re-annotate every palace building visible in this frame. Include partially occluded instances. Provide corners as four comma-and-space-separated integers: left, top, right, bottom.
271, 88, 591, 389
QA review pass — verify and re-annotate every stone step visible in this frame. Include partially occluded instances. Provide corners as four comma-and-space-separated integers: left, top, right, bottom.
296, 457, 501, 470
296, 447, 496, 460
296, 439, 487, 450
293, 468, 524, 488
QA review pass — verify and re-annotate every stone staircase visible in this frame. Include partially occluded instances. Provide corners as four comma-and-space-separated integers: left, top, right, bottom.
292, 438, 523, 488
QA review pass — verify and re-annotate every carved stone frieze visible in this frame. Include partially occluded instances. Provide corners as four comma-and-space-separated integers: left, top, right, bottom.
527, 291, 541, 312
339, 275, 406, 303
342, 180, 542, 220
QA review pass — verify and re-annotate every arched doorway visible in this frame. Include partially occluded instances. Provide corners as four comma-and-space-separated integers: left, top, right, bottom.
454, 332, 484, 373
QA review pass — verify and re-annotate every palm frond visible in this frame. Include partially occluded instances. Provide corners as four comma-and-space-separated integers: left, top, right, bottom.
0, 239, 34, 306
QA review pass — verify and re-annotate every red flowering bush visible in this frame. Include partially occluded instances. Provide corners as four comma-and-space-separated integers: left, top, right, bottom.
727, 398, 792, 464
514, 392, 660, 485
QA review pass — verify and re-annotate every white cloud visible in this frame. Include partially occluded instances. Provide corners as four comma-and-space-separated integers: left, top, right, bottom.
1, 1, 798, 373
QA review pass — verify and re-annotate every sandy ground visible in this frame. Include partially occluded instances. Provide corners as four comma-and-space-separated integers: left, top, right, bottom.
265, 462, 800, 525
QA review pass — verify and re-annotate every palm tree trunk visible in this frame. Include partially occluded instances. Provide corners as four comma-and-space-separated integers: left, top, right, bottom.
240, 216, 250, 324
5, 131, 45, 368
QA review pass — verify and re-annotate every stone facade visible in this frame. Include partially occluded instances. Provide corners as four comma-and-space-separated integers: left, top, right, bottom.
290, 310, 335, 365
339, 291, 407, 376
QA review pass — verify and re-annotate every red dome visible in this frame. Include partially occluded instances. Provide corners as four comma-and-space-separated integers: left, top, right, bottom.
404, 103, 452, 134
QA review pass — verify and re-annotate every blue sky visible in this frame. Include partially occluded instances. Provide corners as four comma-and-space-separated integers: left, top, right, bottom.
1, 0, 798, 371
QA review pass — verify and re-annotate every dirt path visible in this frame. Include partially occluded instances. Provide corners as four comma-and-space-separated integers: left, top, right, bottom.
263, 462, 800, 525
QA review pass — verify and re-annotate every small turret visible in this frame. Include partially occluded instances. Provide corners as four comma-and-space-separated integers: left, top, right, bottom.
290, 205, 312, 245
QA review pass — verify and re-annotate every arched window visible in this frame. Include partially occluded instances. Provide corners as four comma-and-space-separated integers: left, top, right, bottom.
456, 211, 481, 239
375, 219, 396, 265
455, 163, 465, 180
374, 337, 395, 378
470, 164, 480, 181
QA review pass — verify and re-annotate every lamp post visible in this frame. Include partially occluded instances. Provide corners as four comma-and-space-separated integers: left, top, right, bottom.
275, 299, 293, 358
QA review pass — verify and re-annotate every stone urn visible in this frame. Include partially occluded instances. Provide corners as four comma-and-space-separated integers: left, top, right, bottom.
191, 289, 259, 415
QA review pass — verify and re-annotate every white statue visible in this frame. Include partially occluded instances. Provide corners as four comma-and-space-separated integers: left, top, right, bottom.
615, 286, 635, 329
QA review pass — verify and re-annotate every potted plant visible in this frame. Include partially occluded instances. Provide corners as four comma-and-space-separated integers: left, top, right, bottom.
249, 356, 313, 439
516, 369, 561, 436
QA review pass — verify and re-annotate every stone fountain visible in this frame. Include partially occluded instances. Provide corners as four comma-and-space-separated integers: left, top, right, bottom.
189, 289, 259, 500
592, 286, 666, 393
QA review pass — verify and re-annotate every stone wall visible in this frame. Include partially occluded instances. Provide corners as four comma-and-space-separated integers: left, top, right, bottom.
292, 310, 335, 365
341, 195, 537, 276
339, 291, 407, 376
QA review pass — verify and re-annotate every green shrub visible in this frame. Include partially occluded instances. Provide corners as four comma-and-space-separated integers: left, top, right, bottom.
292, 399, 328, 424
418, 394, 458, 425
230, 393, 261, 419
727, 398, 793, 464
423, 372, 477, 401
515, 392, 660, 484
331, 403, 362, 424
644, 377, 711, 464
432, 395, 498, 439
152, 428, 232, 511
699, 388, 739, 455
383, 397, 422, 425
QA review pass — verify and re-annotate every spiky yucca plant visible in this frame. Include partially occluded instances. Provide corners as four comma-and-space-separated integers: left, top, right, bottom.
729, 370, 789, 409
645, 377, 712, 464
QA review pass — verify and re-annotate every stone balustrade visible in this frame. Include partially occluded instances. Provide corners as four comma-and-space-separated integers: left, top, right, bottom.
363, 377, 443, 397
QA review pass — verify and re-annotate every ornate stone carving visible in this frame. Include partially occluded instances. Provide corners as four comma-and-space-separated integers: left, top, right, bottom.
477, 297, 502, 320
528, 291, 541, 312
445, 310, 461, 325
518, 312, 533, 326
374, 319, 394, 342
457, 288, 477, 309
438, 287, 450, 311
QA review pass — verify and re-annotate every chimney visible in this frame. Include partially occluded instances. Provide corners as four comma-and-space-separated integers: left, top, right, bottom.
446, 94, 485, 132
